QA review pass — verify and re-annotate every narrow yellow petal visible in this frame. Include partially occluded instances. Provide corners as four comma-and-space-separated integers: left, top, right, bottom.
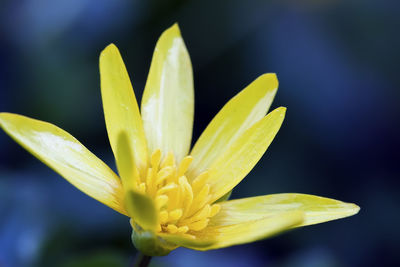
188, 74, 278, 179
141, 23, 194, 162
162, 211, 303, 250
125, 190, 158, 231
115, 132, 138, 192
115, 132, 160, 229
206, 107, 286, 203
212, 193, 359, 227
100, 44, 148, 173
0, 113, 126, 215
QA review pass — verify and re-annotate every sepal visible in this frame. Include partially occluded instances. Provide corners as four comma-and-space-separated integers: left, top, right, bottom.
130, 220, 177, 256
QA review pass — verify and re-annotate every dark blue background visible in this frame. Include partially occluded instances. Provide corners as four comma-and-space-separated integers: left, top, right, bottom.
1, 0, 399, 266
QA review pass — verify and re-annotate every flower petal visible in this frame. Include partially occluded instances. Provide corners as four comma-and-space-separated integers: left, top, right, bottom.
115, 132, 158, 231
115, 131, 138, 192
212, 194, 359, 228
206, 107, 286, 203
188, 74, 278, 178
0, 113, 126, 215
100, 44, 148, 172
162, 193, 358, 251
161, 211, 303, 250
125, 190, 158, 231
141, 23, 194, 162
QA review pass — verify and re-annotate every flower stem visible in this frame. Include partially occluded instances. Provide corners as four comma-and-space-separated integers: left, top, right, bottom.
134, 252, 152, 267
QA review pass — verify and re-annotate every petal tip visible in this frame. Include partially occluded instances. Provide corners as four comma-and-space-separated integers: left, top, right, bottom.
100, 43, 119, 59
260, 72, 278, 82
274, 106, 287, 116
170, 22, 181, 34
163, 23, 182, 39
349, 203, 361, 215
0, 112, 7, 121
0, 112, 19, 127
255, 73, 279, 92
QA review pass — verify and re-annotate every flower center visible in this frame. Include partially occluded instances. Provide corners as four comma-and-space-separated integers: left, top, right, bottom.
133, 149, 221, 237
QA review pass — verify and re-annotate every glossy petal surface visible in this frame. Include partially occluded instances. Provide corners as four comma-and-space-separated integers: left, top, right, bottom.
189, 74, 278, 178
206, 107, 286, 203
162, 211, 303, 250
213, 193, 360, 227
100, 44, 148, 172
0, 113, 126, 214
141, 24, 194, 162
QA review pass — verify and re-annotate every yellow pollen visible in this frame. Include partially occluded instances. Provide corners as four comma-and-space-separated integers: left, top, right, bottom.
135, 149, 222, 236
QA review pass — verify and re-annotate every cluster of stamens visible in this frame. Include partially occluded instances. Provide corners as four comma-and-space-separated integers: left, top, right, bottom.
132, 149, 221, 238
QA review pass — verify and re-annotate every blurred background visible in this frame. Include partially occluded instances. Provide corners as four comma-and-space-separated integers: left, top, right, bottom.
0, 0, 399, 266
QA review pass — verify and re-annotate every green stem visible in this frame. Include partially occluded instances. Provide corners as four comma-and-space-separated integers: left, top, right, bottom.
134, 252, 152, 267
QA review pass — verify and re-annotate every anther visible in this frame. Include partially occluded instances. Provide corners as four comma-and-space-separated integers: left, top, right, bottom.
177, 226, 189, 234
167, 224, 178, 233
155, 195, 169, 209
177, 156, 193, 177
157, 183, 178, 195
169, 209, 183, 221
210, 204, 221, 217
161, 151, 175, 168
191, 171, 209, 193
188, 218, 209, 231
159, 210, 169, 224
156, 166, 174, 185
151, 149, 162, 168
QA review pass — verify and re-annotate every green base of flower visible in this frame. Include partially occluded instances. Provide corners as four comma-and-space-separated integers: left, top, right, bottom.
131, 221, 177, 256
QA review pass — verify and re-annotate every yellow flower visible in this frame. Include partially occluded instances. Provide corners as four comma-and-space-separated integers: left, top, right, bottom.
0, 24, 359, 256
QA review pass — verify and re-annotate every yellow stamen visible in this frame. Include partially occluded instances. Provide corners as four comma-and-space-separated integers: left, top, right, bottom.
210, 204, 221, 217
169, 209, 183, 221
155, 195, 169, 209
188, 219, 209, 231
145, 168, 156, 196
156, 166, 174, 185
161, 151, 175, 168
166, 224, 178, 233
159, 210, 169, 224
157, 183, 178, 195
138, 182, 146, 194
191, 171, 209, 193
177, 226, 189, 234
177, 156, 193, 177
130, 150, 221, 236
151, 149, 162, 168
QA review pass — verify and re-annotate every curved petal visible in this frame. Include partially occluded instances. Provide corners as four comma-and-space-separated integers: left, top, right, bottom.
165, 193, 358, 250
0, 113, 126, 215
141, 23, 194, 162
188, 73, 278, 179
212, 193, 360, 228
206, 107, 286, 203
100, 44, 148, 173
161, 211, 303, 251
